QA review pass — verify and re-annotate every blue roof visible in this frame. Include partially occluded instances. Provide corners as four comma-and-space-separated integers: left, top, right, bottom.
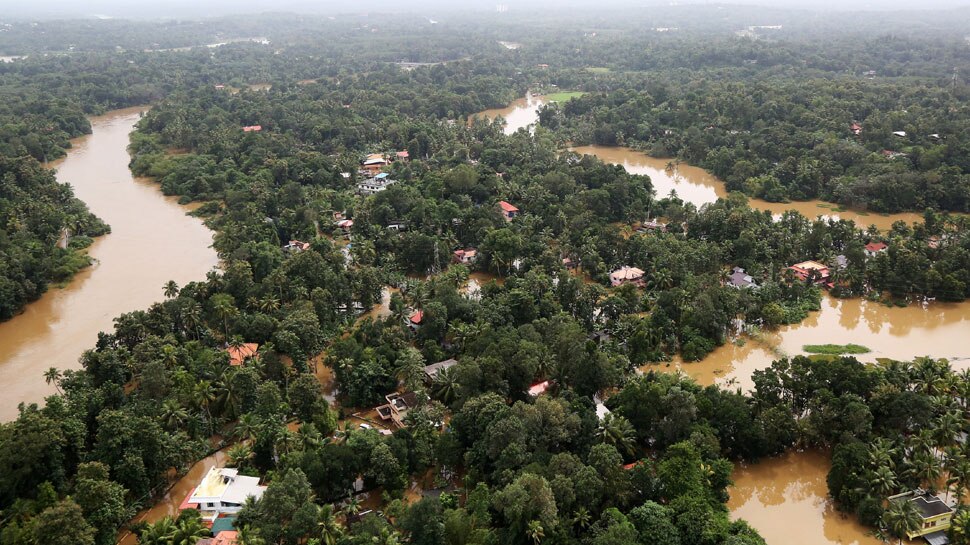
375, 173, 389, 179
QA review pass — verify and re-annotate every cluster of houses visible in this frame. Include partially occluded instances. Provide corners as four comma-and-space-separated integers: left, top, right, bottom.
360, 151, 409, 176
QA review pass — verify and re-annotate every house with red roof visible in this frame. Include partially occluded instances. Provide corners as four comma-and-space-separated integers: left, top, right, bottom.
242, 125, 262, 132
498, 201, 519, 221
528, 380, 551, 397
609, 266, 646, 287
407, 310, 424, 331
396, 150, 410, 161
865, 241, 888, 256
788, 261, 830, 285
850, 122, 862, 135
226, 343, 259, 366
453, 248, 478, 264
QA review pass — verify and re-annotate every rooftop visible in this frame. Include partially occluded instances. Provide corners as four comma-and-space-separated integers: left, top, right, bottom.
610, 266, 645, 280
189, 467, 265, 506
498, 200, 519, 213
226, 344, 259, 366
912, 495, 953, 519
424, 358, 458, 380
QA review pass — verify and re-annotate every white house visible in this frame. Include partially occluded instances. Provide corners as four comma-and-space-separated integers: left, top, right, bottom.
188, 467, 266, 520
357, 173, 398, 195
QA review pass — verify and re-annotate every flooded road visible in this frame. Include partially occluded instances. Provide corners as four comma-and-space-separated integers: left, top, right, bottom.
654, 294, 970, 392
730, 450, 882, 545
0, 108, 218, 421
570, 145, 925, 230
472, 93, 548, 134
117, 448, 229, 545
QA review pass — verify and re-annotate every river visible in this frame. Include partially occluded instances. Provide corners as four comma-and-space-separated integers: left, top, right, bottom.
729, 450, 882, 545
0, 108, 218, 421
649, 293, 970, 392
472, 93, 548, 135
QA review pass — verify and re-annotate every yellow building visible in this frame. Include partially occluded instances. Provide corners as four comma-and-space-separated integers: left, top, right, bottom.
889, 491, 953, 543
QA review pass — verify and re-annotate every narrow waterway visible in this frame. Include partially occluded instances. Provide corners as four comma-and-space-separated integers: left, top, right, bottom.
472, 93, 548, 134
729, 450, 882, 545
0, 108, 218, 421
570, 145, 925, 230
651, 294, 970, 392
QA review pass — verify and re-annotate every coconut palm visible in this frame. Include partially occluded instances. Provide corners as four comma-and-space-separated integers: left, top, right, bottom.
950, 509, 970, 545
527, 520, 545, 545
234, 413, 261, 442
211, 293, 238, 341
596, 413, 637, 458
192, 379, 217, 434
431, 366, 460, 406
882, 499, 922, 545
236, 525, 266, 545
372, 528, 401, 545
160, 398, 190, 432
163, 280, 180, 299
572, 507, 591, 533
227, 443, 254, 468
180, 300, 204, 339
138, 517, 176, 545
317, 504, 344, 545
343, 495, 361, 518
170, 513, 210, 545
868, 465, 899, 498
906, 450, 943, 489
43, 367, 62, 394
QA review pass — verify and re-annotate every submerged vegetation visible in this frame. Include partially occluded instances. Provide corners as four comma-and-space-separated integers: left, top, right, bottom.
803, 343, 871, 355
0, 5, 968, 545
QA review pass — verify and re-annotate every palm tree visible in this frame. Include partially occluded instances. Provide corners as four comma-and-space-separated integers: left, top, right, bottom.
868, 465, 899, 498
163, 280, 180, 299
343, 495, 362, 518
170, 513, 210, 545
138, 517, 176, 545
526, 520, 545, 545
317, 504, 344, 545
571, 507, 591, 534
193, 380, 217, 435
431, 366, 460, 405
372, 528, 401, 545
211, 293, 238, 341
234, 413, 261, 442
906, 451, 943, 490
43, 367, 62, 394
950, 509, 970, 545
882, 499, 922, 545
227, 444, 254, 468
596, 413, 637, 458
181, 300, 204, 340
236, 525, 266, 545
160, 399, 190, 432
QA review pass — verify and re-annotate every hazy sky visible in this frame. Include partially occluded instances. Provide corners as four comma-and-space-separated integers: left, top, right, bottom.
3, 0, 970, 19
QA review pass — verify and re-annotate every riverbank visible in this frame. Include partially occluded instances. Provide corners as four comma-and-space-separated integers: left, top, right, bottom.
0, 108, 219, 421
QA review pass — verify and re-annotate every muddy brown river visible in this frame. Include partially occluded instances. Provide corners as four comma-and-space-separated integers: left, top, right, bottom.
0, 108, 218, 421
472, 93, 548, 135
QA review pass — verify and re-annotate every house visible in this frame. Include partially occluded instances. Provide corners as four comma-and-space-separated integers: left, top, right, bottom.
382, 391, 419, 427
387, 220, 408, 232
637, 219, 667, 233
361, 153, 388, 176
226, 343, 259, 366
834, 254, 849, 270
453, 248, 478, 264
498, 201, 519, 221
865, 241, 888, 256
609, 266, 646, 287
788, 260, 830, 285
562, 257, 578, 270
423, 358, 458, 382
850, 122, 862, 135
335, 219, 354, 231
407, 310, 424, 331
883, 150, 907, 159
887, 491, 953, 542
589, 330, 611, 344
242, 125, 262, 132
727, 267, 758, 289
893, 131, 907, 137
528, 380, 551, 397
395, 150, 410, 161
214, 84, 226, 90
357, 173, 397, 195
188, 468, 266, 520
284, 240, 310, 252
928, 236, 942, 249
196, 530, 239, 545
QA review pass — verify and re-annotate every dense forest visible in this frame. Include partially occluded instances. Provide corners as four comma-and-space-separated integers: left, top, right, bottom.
0, 6, 969, 545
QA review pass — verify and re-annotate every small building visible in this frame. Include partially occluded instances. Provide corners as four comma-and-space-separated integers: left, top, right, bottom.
850, 122, 862, 135
562, 257, 578, 270
865, 241, 888, 256
226, 343, 259, 366
888, 491, 953, 542
335, 219, 354, 231
395, 150, 410, 161
382, 392, 418, 427
637, 219, 667, 233
528, 380, 551, 397
453, 248, 478, 264
407, 310, 424, 331
788, 260, 830, 285
498, 201, 519, 221
284, 240, 310, 252
357, 173, 397, 195
893, 131, 907, 138
188, 468, 266, 521
196, 530, 239, 545
361, 153, 388, 176
609, 266, 646, 287
834, 254, 849, 270
387, 220, 407, 232
423, 358, 458, 382
727, 267, 758, 289
882, 150, 907, 159
242, 125, 262, 132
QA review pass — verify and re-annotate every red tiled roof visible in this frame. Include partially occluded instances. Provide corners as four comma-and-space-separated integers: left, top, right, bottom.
212, 531, 239, 545
865, 241, 888, 252
396, 150, 409, 158
242, 125, 262, 132
409, 310, 424, 324
498, 201, 519, 213
178, 487, 199, 511
528, 380, 550, 396
226, 343, 259, 366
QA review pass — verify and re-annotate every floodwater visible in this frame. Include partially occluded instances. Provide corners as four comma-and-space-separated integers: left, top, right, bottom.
729, 450, 882, 545
0, 108, 218, 421
653, 294, 970, 392
570, 145, 925, 230
117, 448, 229, 545
472, 93, 548, 134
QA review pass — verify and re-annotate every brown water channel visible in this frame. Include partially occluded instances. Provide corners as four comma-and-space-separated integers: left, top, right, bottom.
472, 93, 548, 135
0, 108, 218, 421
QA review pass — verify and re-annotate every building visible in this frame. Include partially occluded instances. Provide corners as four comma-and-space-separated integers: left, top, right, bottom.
407, 310, 424, 331
637, 219, 667, 233
241, 125, 262, 132
361, 153, 387, 176
357, 173, 397, 195
788, 260, 830, 285
865, 241, 888, 256
498, 201, 519, 221
226, 343, 259, 366
888, 491, 953, 543
609, 266, 646, 287
893, 131, 907, 138
528, 380, 551, 397
196, 530, 239, 545
834, 254, 849, 270
562, 257, 578, 270
453, 248, 478, 264
188, 468, 266, 521
727, 267, 758, 289
395, 150, 410, 161
423, 358, 458, 382
335, 219, 354, 231
284, 240, 310, 252
380, 391, 419, 427
850, 122, 862, 135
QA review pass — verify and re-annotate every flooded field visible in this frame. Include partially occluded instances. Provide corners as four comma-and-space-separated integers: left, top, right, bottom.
0, 108, 218, 421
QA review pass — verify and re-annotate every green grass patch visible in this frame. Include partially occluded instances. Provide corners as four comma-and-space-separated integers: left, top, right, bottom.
803, 343, 871, 355
545, 91, 586, 102
816, 203, 832, 209
585, 67, 611, 74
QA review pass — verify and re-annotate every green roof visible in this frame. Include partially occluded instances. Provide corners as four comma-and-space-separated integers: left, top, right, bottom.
210, 517, 236, 534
